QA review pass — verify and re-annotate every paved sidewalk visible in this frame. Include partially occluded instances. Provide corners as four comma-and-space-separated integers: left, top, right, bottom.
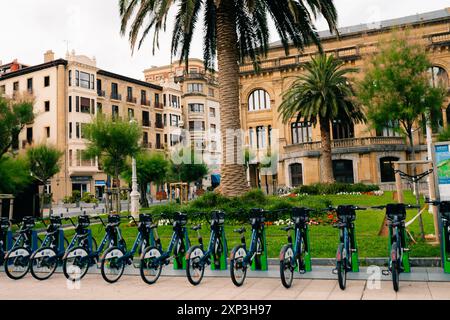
1, 272, 450, 300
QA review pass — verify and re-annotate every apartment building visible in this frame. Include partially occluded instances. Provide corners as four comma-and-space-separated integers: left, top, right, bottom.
238, 8, 450, 192
144, 59, 221, 188
0, 50, 163, 202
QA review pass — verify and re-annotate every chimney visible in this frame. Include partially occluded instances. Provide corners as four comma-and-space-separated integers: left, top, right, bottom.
44, 50, 55, 63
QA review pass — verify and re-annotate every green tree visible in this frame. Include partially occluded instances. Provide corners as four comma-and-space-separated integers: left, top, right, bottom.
27, 145, 63, 216
358, 35, 445, 162
0, 155, 31, 195
83, 116, 141, 211
119, 0, 338, 196
123, 151, 170, 207
0, 96, 34, 157
279, 54, 366, 183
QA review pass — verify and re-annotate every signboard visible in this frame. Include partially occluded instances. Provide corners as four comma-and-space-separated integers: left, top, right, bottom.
434, 143, 450, 200
71, 176, 91, 183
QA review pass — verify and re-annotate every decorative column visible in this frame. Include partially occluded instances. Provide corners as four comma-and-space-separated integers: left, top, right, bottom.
130, 157, 140, 219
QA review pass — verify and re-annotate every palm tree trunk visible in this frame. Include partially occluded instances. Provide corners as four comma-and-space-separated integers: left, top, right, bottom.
319, 117, 335, 183
216, 1, 249, 197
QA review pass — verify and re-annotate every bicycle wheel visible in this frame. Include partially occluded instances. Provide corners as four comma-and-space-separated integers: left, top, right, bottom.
30, 247, 58, 280
63, 246, 90, 281
4, 247, 31, 280
280, 245, 294, 289
101, 246, 126, 283
140, 246, 163, 285
336, 244, 347, 290
230, 245, 247, 287
391, 242, 400, 292
186, 245, 205, 286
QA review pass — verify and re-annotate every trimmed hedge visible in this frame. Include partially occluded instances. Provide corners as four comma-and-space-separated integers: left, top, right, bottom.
292, 183, 379, 195
143, 189, 332, 223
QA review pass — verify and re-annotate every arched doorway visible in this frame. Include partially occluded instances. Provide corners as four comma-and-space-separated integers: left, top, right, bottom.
333, 160, 354, 183
379, 157, 400, 183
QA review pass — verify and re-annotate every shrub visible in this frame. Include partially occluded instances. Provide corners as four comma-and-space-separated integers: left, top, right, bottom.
293, 183, 379, 195
80, 192, 98, 204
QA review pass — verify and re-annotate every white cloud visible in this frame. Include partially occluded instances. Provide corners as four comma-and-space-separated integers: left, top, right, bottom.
0, 0, 448, 79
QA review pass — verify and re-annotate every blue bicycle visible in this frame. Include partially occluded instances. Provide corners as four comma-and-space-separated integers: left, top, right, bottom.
140, 212, 191, 285
332, 205, 365, 290
185, 210, 226, 285
229, 208, 267, 287
279, 207, 312, 288
100, 214, 155, 283
4, 216, 42, 280
29, 215, 71, 280
63, 214, 125, 281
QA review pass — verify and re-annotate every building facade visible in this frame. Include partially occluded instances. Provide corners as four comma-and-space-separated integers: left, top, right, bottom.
144, 59, 221, 188
0, 50, 163, 203
238, 8, 450, 192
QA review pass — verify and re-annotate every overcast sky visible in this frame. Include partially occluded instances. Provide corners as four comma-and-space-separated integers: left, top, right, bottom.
1, 0, 449, 80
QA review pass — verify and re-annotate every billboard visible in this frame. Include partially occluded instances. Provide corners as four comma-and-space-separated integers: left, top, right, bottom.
434, 143, 450, 200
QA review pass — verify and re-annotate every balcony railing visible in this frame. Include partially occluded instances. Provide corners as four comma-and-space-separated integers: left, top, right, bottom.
97, 90, 106, 97
155, 122, 164, 129
110, 93, 122, 101
142, 120, 151, 127
154, 102, 164, 109
126, 96, 137, 104
285, 136, 405, 152
141, 99, 151, 106
142, 142, 152, 149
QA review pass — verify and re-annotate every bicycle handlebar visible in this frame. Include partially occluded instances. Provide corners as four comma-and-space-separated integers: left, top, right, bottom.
127, 215, 137, 225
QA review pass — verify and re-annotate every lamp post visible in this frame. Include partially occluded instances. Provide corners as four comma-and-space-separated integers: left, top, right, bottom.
129, 119, 140, 219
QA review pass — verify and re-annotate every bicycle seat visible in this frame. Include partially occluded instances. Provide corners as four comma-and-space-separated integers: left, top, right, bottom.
233, 227, 246, 234
191, 224, 202, 231
281, 225, 294, 232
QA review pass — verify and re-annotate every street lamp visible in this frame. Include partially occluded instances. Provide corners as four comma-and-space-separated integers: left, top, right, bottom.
129, 119, 140, 219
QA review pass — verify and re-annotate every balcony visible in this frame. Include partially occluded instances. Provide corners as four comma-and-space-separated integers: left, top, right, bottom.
110, 93, 122, 101
126, 96, 137, 104
174, 72, 218, 85
155, 122, 164, 129
142, 142, 152, 149
283, 137, 407, 158
141, 99, 151, 107
154, 102, 164, 109
142, 120, 151, 127
97, 90, 106, 98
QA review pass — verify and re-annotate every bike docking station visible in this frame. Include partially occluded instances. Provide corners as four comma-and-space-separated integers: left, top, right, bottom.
250, 209, 268, 272
435, 201, 450, 273
210, 211, 228, 271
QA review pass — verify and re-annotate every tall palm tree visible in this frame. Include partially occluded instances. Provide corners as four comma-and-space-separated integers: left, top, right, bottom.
279, 54, 365, 183
119, 0, 338, 196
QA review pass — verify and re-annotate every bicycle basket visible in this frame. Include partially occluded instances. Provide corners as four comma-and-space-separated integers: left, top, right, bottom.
386, 204, 406, 221
292, 207, 309, 224
0, 217, 9, 231
174, 212, 188, 225
78, 215, 90, 228
108, 214, 121, 224
211, 210, 225, 225
49, 216, 62, 227
439, 202, 450, 220
336, 206, 356, 221
139, 213, 153, 224
23, 216, 36, 229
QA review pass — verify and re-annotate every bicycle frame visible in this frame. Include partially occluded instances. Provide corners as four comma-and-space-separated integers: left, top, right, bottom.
242, 227, 261, 266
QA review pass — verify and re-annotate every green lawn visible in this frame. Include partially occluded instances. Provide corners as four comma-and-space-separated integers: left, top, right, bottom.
61, 191, 441, 259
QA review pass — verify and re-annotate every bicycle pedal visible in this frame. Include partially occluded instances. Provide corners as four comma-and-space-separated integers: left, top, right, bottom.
403, 248, 410, 252
350, 249, 357, 253
299, 269, 307, 275
382, 270, 390, 276
332, 268, 338, 275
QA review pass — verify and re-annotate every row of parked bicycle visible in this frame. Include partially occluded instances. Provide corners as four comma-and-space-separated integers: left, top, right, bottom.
1, 201, 448, 292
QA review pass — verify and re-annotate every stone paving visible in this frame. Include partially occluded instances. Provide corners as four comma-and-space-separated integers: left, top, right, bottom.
1, 269, 450, 300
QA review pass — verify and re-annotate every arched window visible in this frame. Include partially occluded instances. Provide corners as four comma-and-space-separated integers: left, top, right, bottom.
290, 163, 303, 187
333, 160, 354, 183
429, 66, 449, 89
379, 157, 399, 183
248, 89, 271, 111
